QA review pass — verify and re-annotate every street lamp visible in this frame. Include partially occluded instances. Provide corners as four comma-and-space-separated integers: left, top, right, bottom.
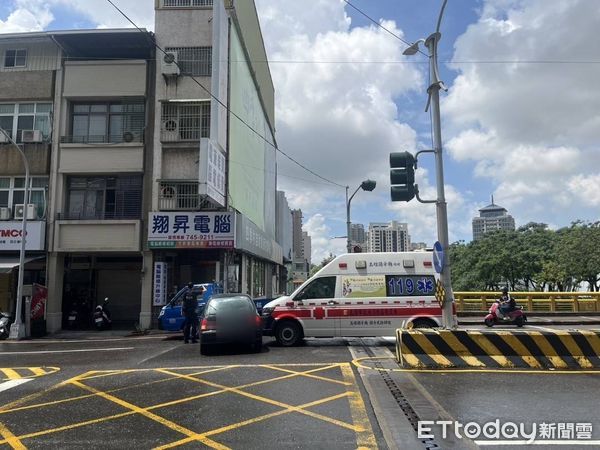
402, 0, 455, 329
346, 179, 376, 254
0, 127, 30, 340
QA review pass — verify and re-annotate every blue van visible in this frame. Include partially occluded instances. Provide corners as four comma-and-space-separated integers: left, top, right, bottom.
157, 283, 222, 331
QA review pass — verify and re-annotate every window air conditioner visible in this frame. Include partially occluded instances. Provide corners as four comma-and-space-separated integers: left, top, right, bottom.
161, 119, 180, 142
21, 129, 43, 143
161, 51, 180, 76
14, 204, 37, 220
0, 207, 11, 220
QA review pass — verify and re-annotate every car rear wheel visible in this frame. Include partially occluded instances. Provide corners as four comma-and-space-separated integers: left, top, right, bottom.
200, 343, 212, 355
275, 321, 303, 347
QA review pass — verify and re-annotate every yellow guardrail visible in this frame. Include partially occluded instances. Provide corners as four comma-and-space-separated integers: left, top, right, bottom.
454, 292, 600, 313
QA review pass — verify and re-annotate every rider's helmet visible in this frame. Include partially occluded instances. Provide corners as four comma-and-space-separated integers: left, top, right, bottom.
501, 286, 509, 294
187, 282, 194, 289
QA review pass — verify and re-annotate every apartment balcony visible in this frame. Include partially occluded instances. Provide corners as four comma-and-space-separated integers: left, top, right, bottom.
158, 180, 203, 211
59, 134, 144, 173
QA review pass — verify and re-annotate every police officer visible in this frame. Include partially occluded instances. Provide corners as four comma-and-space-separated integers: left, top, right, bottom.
182, 282, 199, 343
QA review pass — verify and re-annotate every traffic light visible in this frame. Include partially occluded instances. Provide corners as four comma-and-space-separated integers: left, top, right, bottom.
390, 151, 416, 202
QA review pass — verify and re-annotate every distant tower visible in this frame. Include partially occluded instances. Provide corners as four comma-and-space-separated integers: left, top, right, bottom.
472, 197, 516, 240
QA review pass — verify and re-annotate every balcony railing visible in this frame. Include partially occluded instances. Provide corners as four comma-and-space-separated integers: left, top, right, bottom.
158, 180, 203, 210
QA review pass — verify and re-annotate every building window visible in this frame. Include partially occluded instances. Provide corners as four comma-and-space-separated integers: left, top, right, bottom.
66, 101, 145, 144
165, 47, 212, 76
4, 49, 27, 68
0, 176, 48, 219
161, 102, 210, 142
163, 0, 213, 7
0, 103, 52, 143
65, 176, 142, 220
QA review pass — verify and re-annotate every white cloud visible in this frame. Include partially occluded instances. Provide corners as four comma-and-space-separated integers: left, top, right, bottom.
0, 0, 155, 33
443, 0, 600, 228
303, 213, 345, 264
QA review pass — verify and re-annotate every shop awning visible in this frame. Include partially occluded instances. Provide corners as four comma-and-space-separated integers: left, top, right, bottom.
0, 256, 45, 274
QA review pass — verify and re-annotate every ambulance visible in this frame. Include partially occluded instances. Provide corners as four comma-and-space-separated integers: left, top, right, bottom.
262, 252, 453, 346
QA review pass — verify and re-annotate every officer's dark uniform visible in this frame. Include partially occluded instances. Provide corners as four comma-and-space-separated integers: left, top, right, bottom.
183, 284, 199, 343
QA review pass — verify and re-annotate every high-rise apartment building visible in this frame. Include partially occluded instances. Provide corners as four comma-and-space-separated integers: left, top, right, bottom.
472, 198, 516, 240
302, 231, 311, 265
367, 221, 410, 252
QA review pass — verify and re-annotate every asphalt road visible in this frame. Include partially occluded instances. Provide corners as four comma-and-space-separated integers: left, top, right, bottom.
1, 327, 600, 449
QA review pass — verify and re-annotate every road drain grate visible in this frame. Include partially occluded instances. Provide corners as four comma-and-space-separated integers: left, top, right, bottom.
363, 345, 440, 449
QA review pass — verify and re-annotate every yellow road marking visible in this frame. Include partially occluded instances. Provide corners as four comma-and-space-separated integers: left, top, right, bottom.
0, 421, 26, 450
0, 369, 22, 381
0, 367, 232, 416
157, 368, 359, 432
352, 357, 600, 374
154, 392, 352, 450
261, 364, 353, 386
0, 411, 137, 445
0, 363, 372, 448
0, 367, 60, 382
340, 364, 378, 449
70, 380, 229, 450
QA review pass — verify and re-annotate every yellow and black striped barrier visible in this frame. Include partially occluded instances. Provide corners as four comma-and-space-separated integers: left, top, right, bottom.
396, 329, 600, 370
0, 367, 60, 381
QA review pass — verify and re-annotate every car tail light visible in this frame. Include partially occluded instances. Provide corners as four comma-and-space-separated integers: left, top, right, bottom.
201, 317, 216, 331
255, 315, 262, 327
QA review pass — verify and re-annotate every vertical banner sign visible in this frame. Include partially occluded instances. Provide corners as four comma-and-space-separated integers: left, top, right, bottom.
30, 283, 48, 320
153, 262, 167, 306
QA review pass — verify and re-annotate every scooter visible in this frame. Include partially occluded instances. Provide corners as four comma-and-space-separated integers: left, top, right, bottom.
0, 311, 12, 339
93, 298, 112, 331
67, 304, 79, 330
484, 301, 527, 327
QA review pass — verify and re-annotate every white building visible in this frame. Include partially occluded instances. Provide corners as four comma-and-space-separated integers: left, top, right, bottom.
367, 221, 410, 253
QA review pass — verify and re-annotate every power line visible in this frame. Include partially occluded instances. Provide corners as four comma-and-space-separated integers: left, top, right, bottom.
342, 0, 428, 57
104, 0, 345, 189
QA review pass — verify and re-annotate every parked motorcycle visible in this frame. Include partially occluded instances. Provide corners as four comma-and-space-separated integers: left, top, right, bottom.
0, 311, 13, 339
484, 301, 527, 327
93, 298, 112, 331
67, 303, 79, 330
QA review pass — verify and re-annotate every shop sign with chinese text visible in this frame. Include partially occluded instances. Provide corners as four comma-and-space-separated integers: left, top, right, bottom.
148, 212, 235, 249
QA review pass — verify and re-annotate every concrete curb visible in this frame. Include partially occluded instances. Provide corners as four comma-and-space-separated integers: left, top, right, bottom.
396, 328, 600, 369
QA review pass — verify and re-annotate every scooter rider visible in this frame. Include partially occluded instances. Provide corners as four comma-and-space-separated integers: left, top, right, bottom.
499, 287, 515, 316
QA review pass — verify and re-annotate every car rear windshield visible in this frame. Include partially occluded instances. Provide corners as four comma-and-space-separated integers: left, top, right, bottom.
206, 297, 253, 315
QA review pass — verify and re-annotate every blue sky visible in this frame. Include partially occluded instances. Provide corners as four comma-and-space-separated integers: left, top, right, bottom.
2, 0, 600, 262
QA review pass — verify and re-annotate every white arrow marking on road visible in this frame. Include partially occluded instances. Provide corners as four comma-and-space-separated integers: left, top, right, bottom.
0, 347, 134, 355
0, 378, 32, 393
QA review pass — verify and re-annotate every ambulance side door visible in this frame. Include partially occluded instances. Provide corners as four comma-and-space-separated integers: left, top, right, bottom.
294, 276, 338, 337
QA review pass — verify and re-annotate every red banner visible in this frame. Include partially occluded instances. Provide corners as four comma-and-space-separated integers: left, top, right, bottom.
30, 283, 47, 320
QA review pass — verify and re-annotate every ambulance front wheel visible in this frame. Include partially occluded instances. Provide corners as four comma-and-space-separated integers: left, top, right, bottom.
275, 321, 303, 347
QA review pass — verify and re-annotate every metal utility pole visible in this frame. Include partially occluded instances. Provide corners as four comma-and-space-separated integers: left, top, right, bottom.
0, 128, 30, 340
403, 0, 455, 328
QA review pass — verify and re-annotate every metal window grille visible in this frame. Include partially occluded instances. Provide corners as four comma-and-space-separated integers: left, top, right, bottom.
64, 176, 142, 220
163, 0, 213, 7
158, 181, 200, 210
161, 102, 210, 142
165, 47, 212, 76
